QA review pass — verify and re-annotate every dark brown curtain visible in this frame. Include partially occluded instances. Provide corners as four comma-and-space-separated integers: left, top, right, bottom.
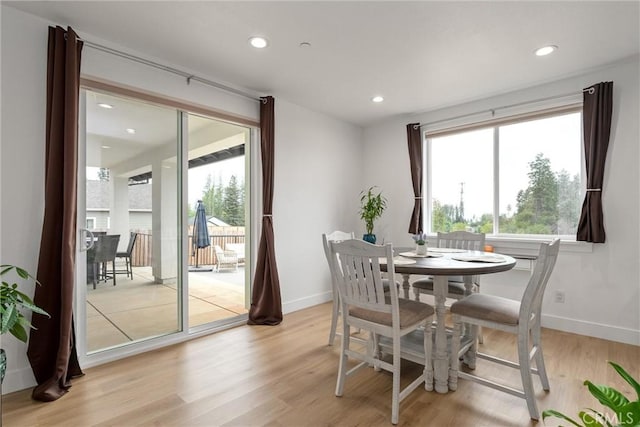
248, 96, 283, 325
27, 26, 84, 402
576, 82, 613, 243
407, 123, 423, 233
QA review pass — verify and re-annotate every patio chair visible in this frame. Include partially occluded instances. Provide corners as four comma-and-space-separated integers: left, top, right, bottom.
87, 234, 120, 289
115, 232, 138, 280
214, 245, 238, 271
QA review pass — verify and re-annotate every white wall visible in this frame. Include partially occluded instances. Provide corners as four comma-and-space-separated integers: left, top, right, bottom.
1, 5, 50, 395
0, 5, 363, 393
273, 99, 362, 313
362, 57, 640, 345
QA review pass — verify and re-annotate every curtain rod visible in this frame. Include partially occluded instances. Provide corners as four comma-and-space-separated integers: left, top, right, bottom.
80, 39, 262, 102
416, 87, 595, 129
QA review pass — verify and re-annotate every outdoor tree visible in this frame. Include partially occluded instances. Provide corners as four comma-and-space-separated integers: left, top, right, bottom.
511, 153, 559, 234
556, 169, 581, 234
201, 174, 216, 216
201, 174, 224, 219
222, 175, 243, 226
432, 153, 580, 235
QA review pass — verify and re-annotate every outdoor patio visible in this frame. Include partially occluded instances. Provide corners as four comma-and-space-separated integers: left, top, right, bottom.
86, 265, 247, 352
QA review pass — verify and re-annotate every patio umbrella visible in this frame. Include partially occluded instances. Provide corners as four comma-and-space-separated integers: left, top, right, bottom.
191, 200, 212, 271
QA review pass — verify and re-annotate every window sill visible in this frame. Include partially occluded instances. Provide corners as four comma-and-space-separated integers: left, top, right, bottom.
486, 235, 593, 257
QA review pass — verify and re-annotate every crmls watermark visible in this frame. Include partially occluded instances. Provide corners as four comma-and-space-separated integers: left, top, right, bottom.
581, 411, 635, 425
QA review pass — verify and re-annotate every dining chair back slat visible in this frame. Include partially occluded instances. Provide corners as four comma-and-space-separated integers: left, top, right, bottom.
437, 231, 485, 251
337, 248, 391, 314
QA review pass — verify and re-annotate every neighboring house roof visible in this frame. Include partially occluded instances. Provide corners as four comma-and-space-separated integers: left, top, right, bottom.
187, 215, 230, 227
86, 180, 152, 210
208, 216, 230, 227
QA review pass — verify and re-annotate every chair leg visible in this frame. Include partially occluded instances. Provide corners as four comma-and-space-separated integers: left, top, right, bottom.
335, 314, 350, 397
518, 332, 539, 420
532, 325, 550, 390
92, 263, 97, 290
449, 316, 461, 391
424, 320, 434, 391
413, 287, 421, 301
372, 332, 381, 371
391, 336, 401, 425
328, 297, 340, 346
462, 324, 478, 370
112, 261, 116, 286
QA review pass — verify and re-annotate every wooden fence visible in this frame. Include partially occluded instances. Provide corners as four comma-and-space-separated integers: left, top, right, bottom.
130, 227, 245, 267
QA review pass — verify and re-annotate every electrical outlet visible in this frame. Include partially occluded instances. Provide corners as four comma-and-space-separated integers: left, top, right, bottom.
554, 290, 565, 303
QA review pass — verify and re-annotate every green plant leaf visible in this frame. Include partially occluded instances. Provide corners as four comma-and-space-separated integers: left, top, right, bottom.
1, 304, 17, 334
19, 300, 50, 317
618, 401, 640, 425
15, 267, 29, 279
9, 321, 28, 342
585, 381, 630, 413
578, 411, 604, 427
1, 264, 49, 340
609, 362, 640, 400
542, 409, 584, 426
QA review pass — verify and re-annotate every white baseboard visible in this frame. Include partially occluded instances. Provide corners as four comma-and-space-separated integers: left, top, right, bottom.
2, 366, 36, 395
542, 314, 640, 346
283, 291, 333, 315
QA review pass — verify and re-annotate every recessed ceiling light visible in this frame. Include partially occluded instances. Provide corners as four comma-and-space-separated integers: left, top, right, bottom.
372, 96, 384, 103
101, 145, 111, 149
249, 36, 268, 49
98, 103, 113, 109
299, 42, 311, 48
535, 45, 558, 56
126, 128, 136, 134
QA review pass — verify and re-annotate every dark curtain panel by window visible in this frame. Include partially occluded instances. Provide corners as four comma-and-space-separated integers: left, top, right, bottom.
576, 81, 613, 243
248, 96, 283, 325
407, 123, 423, 233
27, 26, 84, 402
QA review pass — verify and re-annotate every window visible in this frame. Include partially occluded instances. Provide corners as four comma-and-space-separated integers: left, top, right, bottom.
426, 108, 583, 238
86, 217, 96, 229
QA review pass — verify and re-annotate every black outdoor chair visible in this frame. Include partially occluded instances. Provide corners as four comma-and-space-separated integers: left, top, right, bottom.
116, 232, 138, 280
87, 234, 120, 289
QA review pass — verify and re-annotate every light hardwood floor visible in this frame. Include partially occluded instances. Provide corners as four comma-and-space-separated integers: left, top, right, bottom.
2, 302, 639, 426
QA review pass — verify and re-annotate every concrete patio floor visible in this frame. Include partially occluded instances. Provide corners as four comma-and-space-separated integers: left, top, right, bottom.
86, 265, 247, 352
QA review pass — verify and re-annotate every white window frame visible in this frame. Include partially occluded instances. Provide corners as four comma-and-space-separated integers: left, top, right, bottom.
423, 100, 592, 254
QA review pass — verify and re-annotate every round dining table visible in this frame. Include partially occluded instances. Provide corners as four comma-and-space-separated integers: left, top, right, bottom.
384, 247, 516, 393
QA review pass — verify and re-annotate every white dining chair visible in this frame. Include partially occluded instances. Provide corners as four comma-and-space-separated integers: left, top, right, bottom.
412, 231, 486, 301
449, 238, 560, 420
328, 239, 434, 425
412, 231, 486, 342
322, 230, 356, 346
323, 231, 399, 346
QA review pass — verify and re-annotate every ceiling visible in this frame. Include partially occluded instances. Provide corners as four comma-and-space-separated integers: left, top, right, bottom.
6, 1, 640, 127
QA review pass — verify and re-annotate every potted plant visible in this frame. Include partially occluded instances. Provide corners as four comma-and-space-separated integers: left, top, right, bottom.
542, 361, 640, 426
412, 232, 428, 255
359, 186, 387, 244
0, 264, 50, 384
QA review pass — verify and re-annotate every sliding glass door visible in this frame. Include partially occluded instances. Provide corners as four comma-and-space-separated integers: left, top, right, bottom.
81, 90, 181, 353
77, 87, 252, 358
186, 113, 250, 329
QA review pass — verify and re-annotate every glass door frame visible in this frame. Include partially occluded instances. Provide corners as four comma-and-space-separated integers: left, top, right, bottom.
75, 81, 258, 369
